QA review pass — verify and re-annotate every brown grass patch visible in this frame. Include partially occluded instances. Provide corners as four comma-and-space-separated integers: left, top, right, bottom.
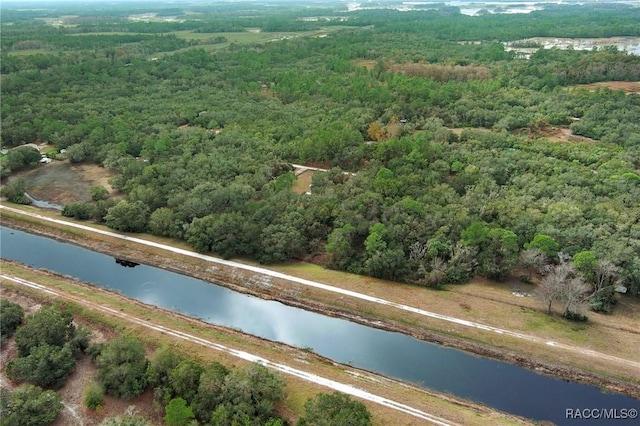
572, 81, 640, 94
13, 161, 116, 205
387, 62, 491, 82
353, 60, 492, 82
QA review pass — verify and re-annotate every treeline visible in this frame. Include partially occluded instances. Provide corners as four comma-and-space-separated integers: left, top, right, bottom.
0, 300, 372, 426
354, 4, 640, 40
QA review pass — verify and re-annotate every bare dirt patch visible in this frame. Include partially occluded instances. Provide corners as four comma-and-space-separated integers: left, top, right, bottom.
539, 127, 597, 143
13, 162, 116, 206
292, 170, 314, 194
572, 81, 640, 94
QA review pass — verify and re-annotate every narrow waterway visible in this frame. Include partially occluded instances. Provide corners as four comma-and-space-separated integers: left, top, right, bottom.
1, 226, 638, 425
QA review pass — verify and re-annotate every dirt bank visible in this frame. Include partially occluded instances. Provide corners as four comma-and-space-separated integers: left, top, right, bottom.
2, 213, 639, 401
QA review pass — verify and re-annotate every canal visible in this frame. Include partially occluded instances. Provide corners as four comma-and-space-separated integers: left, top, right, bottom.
2, 226, 638, 425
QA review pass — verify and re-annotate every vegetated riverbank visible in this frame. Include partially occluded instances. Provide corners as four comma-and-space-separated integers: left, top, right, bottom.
2, 205, 639, 401
0, 261, 532, 426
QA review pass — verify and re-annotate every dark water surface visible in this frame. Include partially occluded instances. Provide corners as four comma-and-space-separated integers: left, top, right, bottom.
2, 226, 638, 425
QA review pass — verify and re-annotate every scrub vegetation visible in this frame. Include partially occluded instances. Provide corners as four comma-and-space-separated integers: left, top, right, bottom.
1, 0, 638, 367
0, 298, 372, 426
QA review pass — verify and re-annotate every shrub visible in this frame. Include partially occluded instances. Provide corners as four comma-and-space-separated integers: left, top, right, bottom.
298, 392, 372, 426
84, 382, 105, 410
0, 178, 31, 204
62, 201, 94, 220
6, 344, 76, 389
90, 184, 109, 201
164, 398, 194, 426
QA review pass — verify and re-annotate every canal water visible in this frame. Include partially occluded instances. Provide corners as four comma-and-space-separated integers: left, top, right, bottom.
2, 226, 638, 425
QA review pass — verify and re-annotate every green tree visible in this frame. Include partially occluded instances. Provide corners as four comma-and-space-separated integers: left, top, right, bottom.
14, 306, 76, 357
96, 336, 148, 399
148, 207, 182, 238
185, 213, 253, 258
573, 251, 598, 279
105, 200, 150, 233
326, 224, 358, 270
164, 398, 195, 426
4, 146, 41, 172
191, 361, 230, 423
0, 299, 24, 341
146, 346, 183, 389
0, 385, 63, 426
364, 223, 387, 255
169, 360, 204, 404
364, 248, 410, 281
298, 392, 372, 426
524, 234, 560, 259
219, 363, 285, 424
478, 228, 519, 280
461, 222, 489, 247
257, 224, 305, 264
6, 344, 76, 388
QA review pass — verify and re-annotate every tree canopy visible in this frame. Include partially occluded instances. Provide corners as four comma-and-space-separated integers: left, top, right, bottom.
2, 2, 639, 302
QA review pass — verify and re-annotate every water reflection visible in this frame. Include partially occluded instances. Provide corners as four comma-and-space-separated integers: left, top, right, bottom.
115, 258, 140, 268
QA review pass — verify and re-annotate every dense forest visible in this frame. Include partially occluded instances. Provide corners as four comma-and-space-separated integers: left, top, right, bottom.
1, 1, 639, 317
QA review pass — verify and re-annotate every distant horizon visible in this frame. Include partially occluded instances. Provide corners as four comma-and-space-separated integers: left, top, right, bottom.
1, 0, 625, 7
